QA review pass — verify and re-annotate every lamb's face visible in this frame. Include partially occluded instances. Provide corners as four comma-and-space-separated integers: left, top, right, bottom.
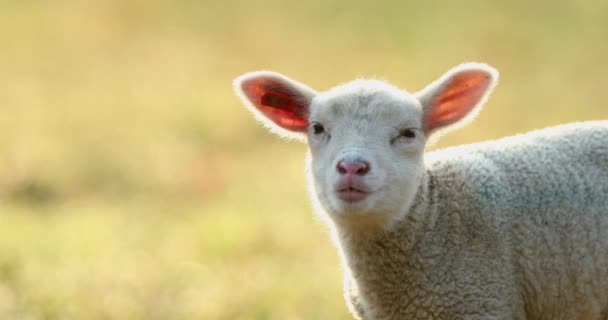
234, 63, 498, 230
306, 82, 426, 225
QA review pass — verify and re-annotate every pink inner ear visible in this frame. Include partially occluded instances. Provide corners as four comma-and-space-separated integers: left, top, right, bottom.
424, 71, 491, 131
241, 78, 309, 132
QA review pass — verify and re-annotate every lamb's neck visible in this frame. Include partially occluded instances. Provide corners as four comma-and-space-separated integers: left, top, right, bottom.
331, 171, 437, 318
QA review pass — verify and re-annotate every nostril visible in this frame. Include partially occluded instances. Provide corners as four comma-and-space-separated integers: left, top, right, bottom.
337, 162, 348, 174
337, 160, 371, 176
356, 162, 370, 175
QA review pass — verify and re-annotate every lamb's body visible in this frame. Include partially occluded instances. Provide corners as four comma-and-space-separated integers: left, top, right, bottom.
235, 63, 608, 320
344, 122, 608, 319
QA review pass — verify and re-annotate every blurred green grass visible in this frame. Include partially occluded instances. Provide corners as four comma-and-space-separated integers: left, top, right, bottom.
0, 0, 607, 319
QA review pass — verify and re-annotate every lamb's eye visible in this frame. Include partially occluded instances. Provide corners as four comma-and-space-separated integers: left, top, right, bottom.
391, 128, 417, 145
400, 129, 416, 138
312, 122, 325, 135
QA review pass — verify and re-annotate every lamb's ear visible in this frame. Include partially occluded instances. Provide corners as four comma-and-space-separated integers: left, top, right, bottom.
415, 63, 498, 136
234, 71, 316, 141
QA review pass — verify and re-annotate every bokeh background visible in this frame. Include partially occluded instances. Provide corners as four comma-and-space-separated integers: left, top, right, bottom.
0, 1, 607, 319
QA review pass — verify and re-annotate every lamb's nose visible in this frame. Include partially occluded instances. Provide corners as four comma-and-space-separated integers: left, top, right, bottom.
337, 159, 370, 176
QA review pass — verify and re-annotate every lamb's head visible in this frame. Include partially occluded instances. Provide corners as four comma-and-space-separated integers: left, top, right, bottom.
234, 63, 498, 231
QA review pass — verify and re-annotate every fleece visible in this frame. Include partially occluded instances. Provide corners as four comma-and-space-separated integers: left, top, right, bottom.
342, 122, 608, 320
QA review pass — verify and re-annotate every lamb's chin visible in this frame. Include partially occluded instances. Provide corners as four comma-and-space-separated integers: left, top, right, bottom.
326, 193, 373, 214
323, 197, 394, 230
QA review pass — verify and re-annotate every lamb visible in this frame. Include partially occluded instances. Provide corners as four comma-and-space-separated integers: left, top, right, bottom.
233, 63, 608, 320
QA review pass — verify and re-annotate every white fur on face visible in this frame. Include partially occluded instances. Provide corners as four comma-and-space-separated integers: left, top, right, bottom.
234, 63, 498, 231
306, 80, 426, 228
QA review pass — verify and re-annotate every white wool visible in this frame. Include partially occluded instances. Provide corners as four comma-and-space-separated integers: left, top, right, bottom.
234, 63, 608, 320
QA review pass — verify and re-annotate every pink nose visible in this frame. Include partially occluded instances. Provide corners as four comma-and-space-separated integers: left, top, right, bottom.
337, 159, 370, 176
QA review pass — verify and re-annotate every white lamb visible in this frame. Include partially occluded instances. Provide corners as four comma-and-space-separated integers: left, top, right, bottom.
233, 63, 608, 320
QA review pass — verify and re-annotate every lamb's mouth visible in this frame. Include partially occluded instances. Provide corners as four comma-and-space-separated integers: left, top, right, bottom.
336, 186, 370, 202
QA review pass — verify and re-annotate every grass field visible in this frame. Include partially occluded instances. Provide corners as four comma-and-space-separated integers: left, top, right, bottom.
1, 1, 607, 319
